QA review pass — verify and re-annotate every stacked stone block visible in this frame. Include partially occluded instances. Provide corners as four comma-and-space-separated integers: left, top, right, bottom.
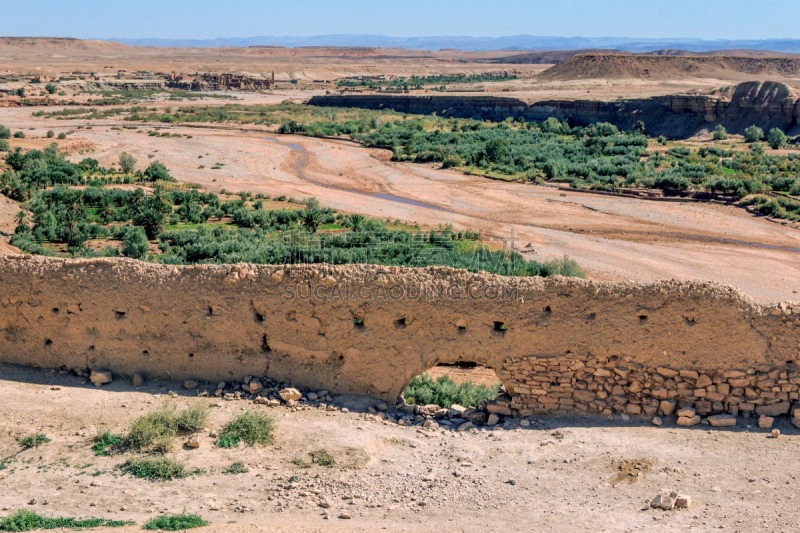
499, 355, 800, 420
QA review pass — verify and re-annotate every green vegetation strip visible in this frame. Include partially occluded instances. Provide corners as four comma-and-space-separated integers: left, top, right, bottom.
0, 510, 133, 531
142, 512, 209, 531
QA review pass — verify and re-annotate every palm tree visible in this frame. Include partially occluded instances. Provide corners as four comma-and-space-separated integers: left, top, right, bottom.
14, 211, 27, 226
300, 209, 323, 233
60, 210, 79, 243
346, 214, 366, 232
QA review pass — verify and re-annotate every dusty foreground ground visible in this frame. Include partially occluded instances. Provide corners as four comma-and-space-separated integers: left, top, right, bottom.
1, 363, 800, 533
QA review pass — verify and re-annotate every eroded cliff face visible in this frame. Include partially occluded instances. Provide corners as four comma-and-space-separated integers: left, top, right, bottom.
1, 255, 798, 408
308, 82, 800, 137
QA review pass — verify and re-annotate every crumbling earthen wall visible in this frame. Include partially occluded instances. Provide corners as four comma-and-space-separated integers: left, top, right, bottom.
1, 255, 798, 417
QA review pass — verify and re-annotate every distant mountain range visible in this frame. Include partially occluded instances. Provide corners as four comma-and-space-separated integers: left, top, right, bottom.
105, 35, 800, 53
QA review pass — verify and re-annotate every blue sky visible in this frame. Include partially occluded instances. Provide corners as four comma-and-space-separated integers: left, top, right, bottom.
0, 0, 797, 41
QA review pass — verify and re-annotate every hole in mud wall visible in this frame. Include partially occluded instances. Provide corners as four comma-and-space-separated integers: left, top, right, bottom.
88, 345, 95, 351
262, 334, 272, 352
354, 318, 364, 329
208, 307, 214, 316
588, 312, 596, 320
256, 312, 266, 322
189, 353, 195, 359
493, 321, 506, 332
142, 350, 149, 355
45, 339, 52, 347
639, 315, 648, 322
404, 362, 503, 411
545, 306, 552, 314
52, 308, 59, 314
396, 317, 406, 328
115, 310, 126, 320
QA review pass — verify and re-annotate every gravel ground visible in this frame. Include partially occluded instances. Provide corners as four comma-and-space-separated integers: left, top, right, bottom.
2, 363, 800, 533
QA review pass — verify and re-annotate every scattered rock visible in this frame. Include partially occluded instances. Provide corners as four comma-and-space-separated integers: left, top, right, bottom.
184, 380, 199, 390
486, 414, 500, 427
90, 370, 112, 385
132, 374, 144, 387
771, 429, 781, 439
307, 392, 318, 401
675, 494, 691, 509
279, 388, 302, 402
318, 498, 331, 509
374, 403, 388, 412
187, 436, 201, 448
457, 422, 474, 432
339, 513, 352, 519
652, 417, 663, 426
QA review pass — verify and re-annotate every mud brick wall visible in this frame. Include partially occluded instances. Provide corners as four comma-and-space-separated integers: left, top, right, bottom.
0, 254, 798, 407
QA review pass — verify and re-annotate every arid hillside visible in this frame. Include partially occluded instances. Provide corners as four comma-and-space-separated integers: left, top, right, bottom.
539, 53, 800, 81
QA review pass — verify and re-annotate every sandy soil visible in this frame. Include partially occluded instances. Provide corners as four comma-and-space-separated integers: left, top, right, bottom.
1, 99, 799, 301
2, 363, 800, 533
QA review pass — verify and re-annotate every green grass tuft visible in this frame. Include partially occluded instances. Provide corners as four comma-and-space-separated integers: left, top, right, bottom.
217, 411, 275, 448
310, 450, 335, 467
118, 457, 193, 481
91, 432, 121, 456
142, 511, 209, 531
18, 434, 51, 448
404, 373, 501, 409
0, 510, 133, 531
223, 462, 249, 475
127, 402, 209, 454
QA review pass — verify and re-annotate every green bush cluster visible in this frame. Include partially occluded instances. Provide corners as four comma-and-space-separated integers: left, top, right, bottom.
142, 512, 209, 530
126, 402, 209, 454
217, 411, 275, 448
404, 373, 501, 409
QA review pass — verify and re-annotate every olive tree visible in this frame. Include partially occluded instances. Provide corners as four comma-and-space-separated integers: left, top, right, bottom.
744, 125, 764, 143
768, 128, 788, 150
119, 152, 137, 174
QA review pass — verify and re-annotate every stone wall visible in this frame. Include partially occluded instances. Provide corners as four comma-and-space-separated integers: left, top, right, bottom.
1, 254, 799, 414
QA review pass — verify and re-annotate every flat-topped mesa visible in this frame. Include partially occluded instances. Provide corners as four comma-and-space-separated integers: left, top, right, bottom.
308, 82, 800, 137
1, 254, 798, 418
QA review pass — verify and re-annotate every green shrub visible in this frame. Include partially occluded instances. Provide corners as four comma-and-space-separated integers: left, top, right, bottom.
0, 510, 133, 531
91, 432, 121, 456
119, 457, 190, 481
217, 411, 275, 447
142, 512, 209, 530
223, 461, 249, 474
126, 402, 209, 453
18, 433, 50, 448
404, 373, 501, 409
13, 131, 25, 139
0, 139, 9, 152
713, 124, 728, 141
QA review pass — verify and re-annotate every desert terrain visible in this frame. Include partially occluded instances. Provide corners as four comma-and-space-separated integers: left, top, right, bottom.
2, 38, 800, 532
1, 94, 798, 300
2, 363, 800, 533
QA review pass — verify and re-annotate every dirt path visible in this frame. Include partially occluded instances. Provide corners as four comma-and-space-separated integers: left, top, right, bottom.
2, 363, 800, 533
